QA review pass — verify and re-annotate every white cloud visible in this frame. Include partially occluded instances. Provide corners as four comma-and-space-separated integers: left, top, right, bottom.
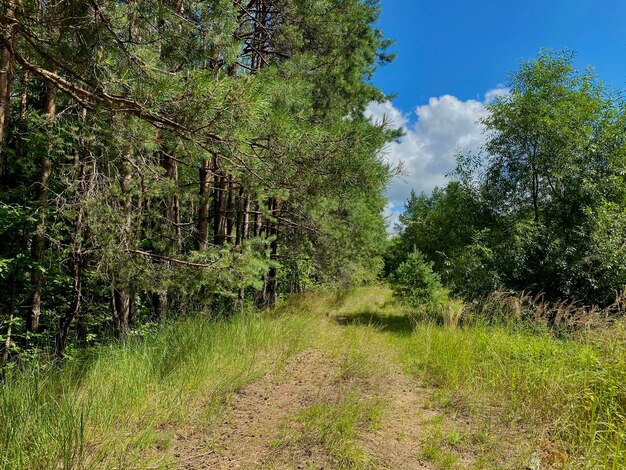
383, 201, 400, 232
366, 87, 509, 231
485, 85, 510, 103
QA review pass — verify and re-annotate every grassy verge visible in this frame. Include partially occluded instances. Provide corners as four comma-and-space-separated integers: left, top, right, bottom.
316, 285, 626, 468
396, 322, 626, 468
0, 307, 319, 469
2, 285, 626, 469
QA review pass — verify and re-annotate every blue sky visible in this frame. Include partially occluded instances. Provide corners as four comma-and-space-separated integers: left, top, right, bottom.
368, 0, 626, 227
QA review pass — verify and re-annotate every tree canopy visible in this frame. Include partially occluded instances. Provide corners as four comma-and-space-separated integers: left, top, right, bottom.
0, 0, 396, 358
388, 51, 626, 306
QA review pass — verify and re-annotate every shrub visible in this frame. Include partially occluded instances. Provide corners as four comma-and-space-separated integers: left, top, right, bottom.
390, 251, 464, 327
390, 251, 442, 307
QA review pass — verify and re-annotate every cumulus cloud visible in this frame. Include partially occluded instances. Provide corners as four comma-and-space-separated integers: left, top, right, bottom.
366, 87, 508, 230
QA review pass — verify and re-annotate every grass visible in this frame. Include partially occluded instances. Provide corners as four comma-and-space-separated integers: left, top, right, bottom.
395, 321, 626, 468
275, 390, 383, 469
2, 285, 626, 468
0, 310, 318, 469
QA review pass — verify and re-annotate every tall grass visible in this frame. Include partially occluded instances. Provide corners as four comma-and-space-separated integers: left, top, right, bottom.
396, 295, 626, 468
3, 285, 626, 468
0, 310, 317, 469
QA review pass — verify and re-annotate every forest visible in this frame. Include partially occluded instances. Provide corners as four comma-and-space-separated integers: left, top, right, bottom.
0, 0, 395, 358
2, 1, 626, 469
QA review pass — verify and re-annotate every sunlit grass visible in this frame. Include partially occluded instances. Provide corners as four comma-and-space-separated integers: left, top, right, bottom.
0, 310, 318, 469
275, 389, 383, 469
2, 285, 626, 468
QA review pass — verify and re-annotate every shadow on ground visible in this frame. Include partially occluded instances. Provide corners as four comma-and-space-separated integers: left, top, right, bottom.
333, 311, 415, 336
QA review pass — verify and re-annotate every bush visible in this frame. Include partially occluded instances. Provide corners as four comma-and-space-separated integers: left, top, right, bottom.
390, 251, 464, 327
390, 251, 442, 307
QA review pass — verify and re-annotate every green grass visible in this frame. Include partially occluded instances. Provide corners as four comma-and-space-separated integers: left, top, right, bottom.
0, 310, 318, 469
395, 323, 626, 468
2, 285, 626, 469
275, 390, 383, 469
323, 285, 626, 468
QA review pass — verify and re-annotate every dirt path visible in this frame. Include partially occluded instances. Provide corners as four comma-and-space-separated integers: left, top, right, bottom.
172, 349, 341, 469
164, 295, 534, 470
170, 343, 483, 469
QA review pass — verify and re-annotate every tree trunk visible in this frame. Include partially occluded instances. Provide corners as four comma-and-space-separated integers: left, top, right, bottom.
197, 158, 212, 250
112, 288, 131, 337
235, 187, 249, 246
150, 291, 168, 322
1, 314, 14, 367
162, 152, 181, 250
213, 159, 227, 246
243, 195, 251, 240
113, 156, 134, 336
226, 176, 236, 244
532, 171, 539, 223
26, 156, 52, 332
253, 201, 262, 237
27, 82, 55, 333
0, 0, 19, 179
264, 198, 280, 308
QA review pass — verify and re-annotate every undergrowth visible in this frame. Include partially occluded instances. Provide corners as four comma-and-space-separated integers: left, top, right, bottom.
0, 309, 317, 469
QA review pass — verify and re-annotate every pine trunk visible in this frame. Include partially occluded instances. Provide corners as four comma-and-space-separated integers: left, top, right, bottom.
112, 288, 131, 337
197, 158, 212, 250
113, 156, 134, 336
264, 198, 280, 308
0, 0, 19, 179
213, 160, 227, 246
226, 176, 236, 244
27, 82, 55, 333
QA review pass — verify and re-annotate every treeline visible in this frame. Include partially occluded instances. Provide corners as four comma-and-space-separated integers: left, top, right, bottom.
0, 0, 395, 358
387, 51, 626, 307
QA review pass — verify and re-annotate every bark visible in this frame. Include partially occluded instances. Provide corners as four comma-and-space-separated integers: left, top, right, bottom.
253, 201, 262, 237
112, 288, 131, 337
1, 314, 13, 367
242, 194, 251, 240
26, 156, 52, 332
226, 176, 236, 244
235, 187, 249, 246
532, 171, 539, 223
161, 151, 181, 250
150, 291, 168, 322
0, 0, 20, 178
255, 198, 280, 308
264, 198, 280, 308
213, 158, 227, 245
44, 79, 57, 116
113, 156, 134, 336
19, 70, 27, 116
197, 158, 212, 250
27, 83, 55, 332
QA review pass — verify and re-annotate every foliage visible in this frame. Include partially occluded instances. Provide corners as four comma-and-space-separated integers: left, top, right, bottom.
387, 50, 626, 306
390, 250, 442, 307
0, 0, 395, 357
389, 250, 464, 327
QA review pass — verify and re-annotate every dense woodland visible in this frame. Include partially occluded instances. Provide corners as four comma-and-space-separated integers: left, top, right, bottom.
0, 0, 396, 359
